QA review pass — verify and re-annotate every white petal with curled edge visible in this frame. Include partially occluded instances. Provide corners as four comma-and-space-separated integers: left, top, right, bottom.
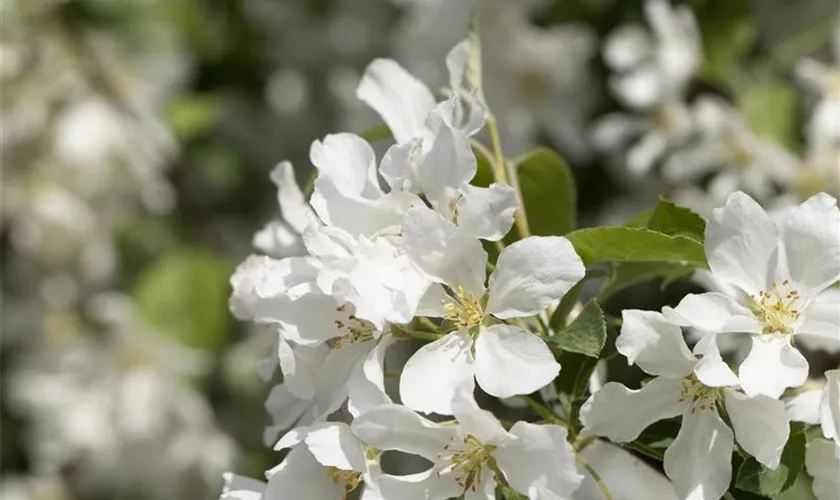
347, 335, 393, 417
663, 409, 733, 500
264, 447, 344, 500
264, 384, 310, 446
304, 422, 366, 471
494, 422, 582, 500
350, 404, 457, 461
616, 309, 696, 378
725, 389, 790, 469
356, 59, 436, 145
797, 288, 840, 351
782, 192, 840, 296
402, 205, 487, 297
806, 438, 840, 500
399, 330, 476, 415
456, 184, 518, 242
418, 121, 476, 218
445, 39, 469, 96
270, 161, 312, 234
739, 335, 809, 399
309, 133, 381, 199
450, 384, 511, 444
820, 369, 840, 442
486, 236, 585, 319
379, 139, 420, 191
705, 191, 778, 295
474, 324, 560, 399
228, 255, 320, 321
786, 390, 822, 424
693, 338, 739, 388
312, 341, 372, 419
310, 178, 414, 238
375, 468, 465, 500
221, 472, 265, 500
580, 378, 685, 443
662, 292, 762, 334
277, 336, 329, 400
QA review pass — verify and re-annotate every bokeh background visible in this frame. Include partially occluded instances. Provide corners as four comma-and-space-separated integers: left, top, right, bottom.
1, 0, 838, 498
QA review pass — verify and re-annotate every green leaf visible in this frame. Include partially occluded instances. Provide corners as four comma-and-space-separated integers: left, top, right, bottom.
548, 299, 606, 358
497, 486, 527, 500
135, 250, 232, 351
472, 147, 494, 188
624, 209, 653, 227
549, 269, 608, 330
734, 422, 807, 497
554, 350, 599, 439
565, 226, 707, 266
599, 262, 696, 301
515, 148, 577, 237
740, 82, 796, 149
647, 198, 706, 243
359, 123, 393, 142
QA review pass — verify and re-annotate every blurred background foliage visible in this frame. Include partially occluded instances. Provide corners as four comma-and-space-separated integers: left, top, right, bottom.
1, 0, 838, 499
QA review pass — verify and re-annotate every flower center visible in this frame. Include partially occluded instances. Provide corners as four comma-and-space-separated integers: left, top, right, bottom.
437, 434, 496, 492
679, 374, 720, 413
748, 280, 801, 335
333, 304, 375, 348
326, 467, 361, 499
442, 285, 484, 329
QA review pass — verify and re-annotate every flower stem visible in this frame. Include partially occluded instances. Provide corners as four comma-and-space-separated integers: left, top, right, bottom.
391, 324, 444, 342
519, 396, 566, 427
575, 452, 615, 500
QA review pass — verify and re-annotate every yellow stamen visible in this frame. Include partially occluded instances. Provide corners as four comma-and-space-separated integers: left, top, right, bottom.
441, 285, 484, 329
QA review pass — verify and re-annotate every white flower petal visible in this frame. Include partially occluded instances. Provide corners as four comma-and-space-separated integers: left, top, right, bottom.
357, 59, 436, 144
229, 255, 320, 322
575, 441, 679, 500
693, 338, 739, 388
418, 122, 476, 218
451, 384, 510, 443
379, 139, 420, 191
264, 447, 344, 500
304, 422, 366, 471
706, 191, 779, 295
310, 178, 415, 238
806, 438, 840, 500
264, 384, 310, 446
221, 472, 265, 500
399, 330, 476, 415
663, 409, 733, 500
312, 341, 372, 418
486, 236, 585, 319
375, 469, 464, 500
348, 335, 394, 417
786, 390, 822, 424
456, 184, 518, 241
820, 369, 840, 442
402, 205, 487, 296
739, 335, 809, 399
495, 422, 582, 500
310, 133, 381, 199
797, 288, 840, 350
617, 310, 696, 378
445, 39, 469, 96
350, 404, 457, 461
474, 324, 560, 399
580, 378, 685, 443
725, 389, 790, 469
782, 192, 840, 296
662, 292, 761, 334
270, 161, 311, 234
278, 336, 329, 400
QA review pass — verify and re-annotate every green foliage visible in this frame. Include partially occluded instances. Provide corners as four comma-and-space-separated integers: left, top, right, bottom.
733, 423, 807, 498
548, 299, 607, 358
359, 123, 393, 142
134, 249, 232, 351
167, 95, 224, 141
515, 148, 577, 237
565, 226, 707, 266
647, 198, 707, 242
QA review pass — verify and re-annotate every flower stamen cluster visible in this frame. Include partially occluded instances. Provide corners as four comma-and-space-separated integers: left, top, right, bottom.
327, 467, 362, 499
442, 285, 485, 329
437, 434, 496, 492
749, 280, 801, 334
679, 374, 720, 413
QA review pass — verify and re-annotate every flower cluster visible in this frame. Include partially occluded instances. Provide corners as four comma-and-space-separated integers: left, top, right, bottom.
222, 24, 840, 500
